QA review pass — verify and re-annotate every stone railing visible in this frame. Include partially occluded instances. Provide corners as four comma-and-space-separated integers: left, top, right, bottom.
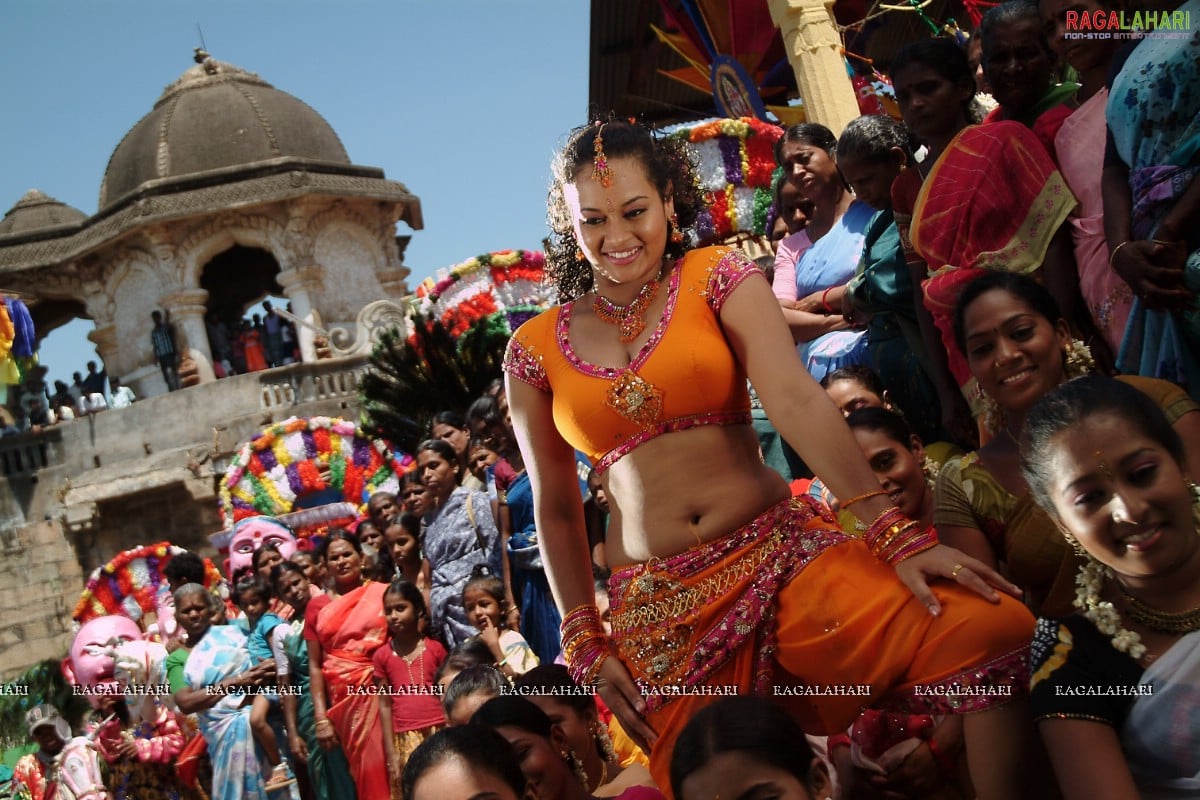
260, 359, 369, 410
0, 426, 63, 479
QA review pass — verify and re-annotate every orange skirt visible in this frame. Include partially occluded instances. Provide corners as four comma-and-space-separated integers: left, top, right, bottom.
608, 497, 1034, 790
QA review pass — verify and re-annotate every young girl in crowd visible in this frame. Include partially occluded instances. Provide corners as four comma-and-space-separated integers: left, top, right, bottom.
373, 578, 447, 797
233, 575, 291, 786
462, 566, 537, 678
385, 513, 431, 608
433, 639, 496, 694
467, 436, 500, 487
1021, 376, 1200, 797
442, 665, 508, 726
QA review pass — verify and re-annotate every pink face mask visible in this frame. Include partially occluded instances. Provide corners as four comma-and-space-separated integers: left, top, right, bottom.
62, 616, 144, 708
227, 517, 298, 577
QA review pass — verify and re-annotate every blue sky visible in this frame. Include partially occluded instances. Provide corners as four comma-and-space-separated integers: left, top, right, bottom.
1, 0, 590, 389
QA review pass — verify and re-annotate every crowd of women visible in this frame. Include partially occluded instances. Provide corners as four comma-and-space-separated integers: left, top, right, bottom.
13, 1, 1197, 798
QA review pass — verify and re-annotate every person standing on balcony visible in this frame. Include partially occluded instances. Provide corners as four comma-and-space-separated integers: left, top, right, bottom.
151, 310, 181, 391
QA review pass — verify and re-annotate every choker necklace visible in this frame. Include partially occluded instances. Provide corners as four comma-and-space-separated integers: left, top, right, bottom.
593, 272, 661, 342
1119, 585, 1200, 635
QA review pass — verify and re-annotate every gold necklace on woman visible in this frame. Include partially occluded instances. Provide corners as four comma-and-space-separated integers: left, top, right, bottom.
593, 269, 662, 342
1119, 586, 1200, 635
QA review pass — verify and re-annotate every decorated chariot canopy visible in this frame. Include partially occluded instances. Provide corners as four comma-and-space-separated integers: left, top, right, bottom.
214, 416, 414, 551
670, 117, 784, 243
411, 248, 553, 341
72, 542, 227, 626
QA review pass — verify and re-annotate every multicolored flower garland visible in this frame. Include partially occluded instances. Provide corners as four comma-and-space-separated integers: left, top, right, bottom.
413, 249, 555, 342
73, 542, 226, 625
670, 117, 784, 242
217, 416, 414, 529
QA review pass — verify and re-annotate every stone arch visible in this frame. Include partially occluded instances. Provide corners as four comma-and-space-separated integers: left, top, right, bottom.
177, 212, 289, 288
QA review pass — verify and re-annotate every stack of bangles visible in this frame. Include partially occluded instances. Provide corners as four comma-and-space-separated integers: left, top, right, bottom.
560, 604, 610, 686
314, 718, 334, 735
843, 489, 938, 564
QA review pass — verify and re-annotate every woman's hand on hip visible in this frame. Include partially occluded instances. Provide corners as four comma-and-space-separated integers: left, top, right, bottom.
894, 544, 1021, 615
595, 656, 657, 752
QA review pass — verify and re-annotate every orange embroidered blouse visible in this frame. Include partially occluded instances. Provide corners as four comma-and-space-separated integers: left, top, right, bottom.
503, 246, 760, 474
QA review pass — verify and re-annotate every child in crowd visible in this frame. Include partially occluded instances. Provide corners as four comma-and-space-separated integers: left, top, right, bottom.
385, 513, 430, 607
434, 639, 496, 694
466, 437, 500, 487
233, 575, 292, 786
373, 578, 447, 795
462, 566, 537, 678
441, 665, 508, 726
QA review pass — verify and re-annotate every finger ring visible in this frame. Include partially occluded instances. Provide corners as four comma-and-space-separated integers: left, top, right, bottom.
950, 564, 965, 579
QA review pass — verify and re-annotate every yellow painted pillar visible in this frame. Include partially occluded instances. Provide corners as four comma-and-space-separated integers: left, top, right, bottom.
768, 0, 861, 134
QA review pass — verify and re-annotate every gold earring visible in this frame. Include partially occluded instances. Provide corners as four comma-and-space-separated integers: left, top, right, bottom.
669, 212, 684, 244
575, 247, 585, 262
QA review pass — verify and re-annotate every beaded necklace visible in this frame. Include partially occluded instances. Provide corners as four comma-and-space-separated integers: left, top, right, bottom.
593, 277, 660, 342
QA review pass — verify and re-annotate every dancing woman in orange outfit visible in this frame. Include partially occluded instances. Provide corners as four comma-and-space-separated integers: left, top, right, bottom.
504, 121, 1038, 798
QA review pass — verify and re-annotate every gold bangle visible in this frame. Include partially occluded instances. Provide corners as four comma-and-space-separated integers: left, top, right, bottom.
1109, 240, 1132, 270
840, 488, 888, 510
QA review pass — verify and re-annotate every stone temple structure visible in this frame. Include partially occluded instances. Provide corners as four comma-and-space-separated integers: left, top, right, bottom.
0, 51, 421, 678
0, 49, 420, 395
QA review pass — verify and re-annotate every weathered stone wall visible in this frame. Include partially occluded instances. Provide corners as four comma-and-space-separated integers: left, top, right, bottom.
0, 518, 83, 680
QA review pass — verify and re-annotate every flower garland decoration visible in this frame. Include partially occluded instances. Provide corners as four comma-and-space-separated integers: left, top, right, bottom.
72, 542, 227, 625
1076, 559, 1147, 660
412, 249, 555, 345
670, 117, 784, 242
218, 416, 414, 530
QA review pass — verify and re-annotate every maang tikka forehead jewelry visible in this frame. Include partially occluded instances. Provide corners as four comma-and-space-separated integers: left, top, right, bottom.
591, 123, 614, 188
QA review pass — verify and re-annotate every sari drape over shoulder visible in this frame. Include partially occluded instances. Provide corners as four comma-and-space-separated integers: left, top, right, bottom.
316, 582, 389, 799
914, 123, 1076, 406
183, 625, 268, 800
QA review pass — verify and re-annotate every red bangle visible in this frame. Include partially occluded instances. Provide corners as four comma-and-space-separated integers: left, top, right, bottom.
821, 287, 836, 313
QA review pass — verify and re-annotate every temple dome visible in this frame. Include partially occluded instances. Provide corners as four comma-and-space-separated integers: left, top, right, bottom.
0, 190, 88, 238
98, 51, 352, 212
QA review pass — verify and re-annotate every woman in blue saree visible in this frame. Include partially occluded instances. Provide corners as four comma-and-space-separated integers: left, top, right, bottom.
1104, 0, 1200, 395
183, 623, 271, 800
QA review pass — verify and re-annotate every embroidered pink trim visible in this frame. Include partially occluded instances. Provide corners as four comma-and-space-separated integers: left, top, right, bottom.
557, 261, 684, 378
502, 336, 550, 392
592, 410, 752, 475
609, 497, 850, 711
705, 249, 761, 314
879, 646, 1031, 716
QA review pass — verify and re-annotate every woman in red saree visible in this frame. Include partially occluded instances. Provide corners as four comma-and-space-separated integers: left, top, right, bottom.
307, 529, 390, 798
890, 39, 1083, 428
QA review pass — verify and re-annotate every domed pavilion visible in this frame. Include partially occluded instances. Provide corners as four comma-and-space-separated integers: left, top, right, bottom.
0, 49, 422, 397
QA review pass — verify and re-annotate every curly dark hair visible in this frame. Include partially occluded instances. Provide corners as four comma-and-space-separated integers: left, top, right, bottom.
545, 119, 706, 301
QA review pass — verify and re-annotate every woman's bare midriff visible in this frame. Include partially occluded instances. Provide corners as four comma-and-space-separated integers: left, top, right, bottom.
602, 423, 791, 566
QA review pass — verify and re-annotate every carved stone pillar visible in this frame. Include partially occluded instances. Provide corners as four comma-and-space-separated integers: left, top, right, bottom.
277, 265, 324, 363
87, 325, 123, 382
377, 266, 411, 299
161, 289, 215, 384
768, 0, 860, 134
